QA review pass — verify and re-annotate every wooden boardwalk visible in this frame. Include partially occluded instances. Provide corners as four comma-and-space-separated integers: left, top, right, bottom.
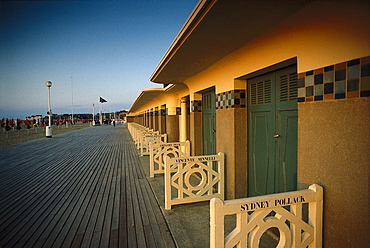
0, 125, 177, 248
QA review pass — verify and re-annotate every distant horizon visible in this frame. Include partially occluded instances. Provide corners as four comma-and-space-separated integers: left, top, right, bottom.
0, 105, 130, 120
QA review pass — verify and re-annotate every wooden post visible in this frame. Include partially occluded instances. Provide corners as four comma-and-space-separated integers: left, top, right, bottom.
210, 197, 224, 248
164, 155, 172, 210
309, 184, 323, 248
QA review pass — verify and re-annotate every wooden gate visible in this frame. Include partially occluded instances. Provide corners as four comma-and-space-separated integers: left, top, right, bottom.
149, 141, 190, 178
210, 184, 323, 248
164, 153, 224, 210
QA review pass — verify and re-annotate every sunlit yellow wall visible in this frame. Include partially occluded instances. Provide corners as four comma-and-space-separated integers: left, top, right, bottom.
129, 93, 179, 116
184, 0, 370, 94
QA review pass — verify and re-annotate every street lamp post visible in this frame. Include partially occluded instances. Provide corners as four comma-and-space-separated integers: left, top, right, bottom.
92, 103, 95, 126
45, 81, 53, 138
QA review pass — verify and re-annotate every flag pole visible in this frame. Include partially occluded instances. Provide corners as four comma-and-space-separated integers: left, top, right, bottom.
99, 97, 107, 125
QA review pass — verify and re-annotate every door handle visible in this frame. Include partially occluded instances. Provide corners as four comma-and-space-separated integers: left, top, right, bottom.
274, 134, 280, 138
212, 129, 216, 132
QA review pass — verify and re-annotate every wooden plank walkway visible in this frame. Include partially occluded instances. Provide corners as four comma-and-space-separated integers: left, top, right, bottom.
0, 125, 177, 248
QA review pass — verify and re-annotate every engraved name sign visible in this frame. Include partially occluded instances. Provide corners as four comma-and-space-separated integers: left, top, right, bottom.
240, 195, 306, 211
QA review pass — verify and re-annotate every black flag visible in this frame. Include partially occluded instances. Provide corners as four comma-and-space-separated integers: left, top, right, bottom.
100, 97, 107, 103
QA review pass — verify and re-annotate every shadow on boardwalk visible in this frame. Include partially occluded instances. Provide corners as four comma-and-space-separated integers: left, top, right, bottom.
0, 125, 176, 248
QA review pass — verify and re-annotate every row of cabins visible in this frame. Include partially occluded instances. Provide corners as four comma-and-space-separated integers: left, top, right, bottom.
127, 0, 369, 247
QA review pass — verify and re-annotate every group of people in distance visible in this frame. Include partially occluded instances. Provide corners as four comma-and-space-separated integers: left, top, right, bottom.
1, 118, 72, 131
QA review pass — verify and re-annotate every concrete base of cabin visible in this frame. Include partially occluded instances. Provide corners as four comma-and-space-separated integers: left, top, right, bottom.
216, 107, 247, 200
298, 97, 370, 247
166, 115, 179, 142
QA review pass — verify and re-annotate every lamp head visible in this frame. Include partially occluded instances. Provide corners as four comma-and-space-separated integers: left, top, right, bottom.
45, 81, 52, 87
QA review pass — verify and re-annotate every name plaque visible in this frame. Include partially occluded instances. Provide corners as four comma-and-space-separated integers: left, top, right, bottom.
160, 143, 181, 147
175, 156, 217, 163
240, 196, 306, 211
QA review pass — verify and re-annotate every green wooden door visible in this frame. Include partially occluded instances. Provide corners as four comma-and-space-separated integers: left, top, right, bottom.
248, 66, 298, 196
203, 89, 216, 155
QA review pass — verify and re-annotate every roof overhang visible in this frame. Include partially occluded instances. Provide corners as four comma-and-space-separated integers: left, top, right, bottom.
150, 0, 312, 84
128, 83, 188, 113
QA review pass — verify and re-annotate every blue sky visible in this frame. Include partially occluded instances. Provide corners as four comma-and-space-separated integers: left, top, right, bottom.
0, 0, 198, 119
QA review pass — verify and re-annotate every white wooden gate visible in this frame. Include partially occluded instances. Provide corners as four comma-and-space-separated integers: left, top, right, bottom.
127, 123, 168, 156
210, 184, 323, 248
149, 141, 190, 178
164, 153, 224, 210
139, 134, 167, 156
127, 122, 157, 149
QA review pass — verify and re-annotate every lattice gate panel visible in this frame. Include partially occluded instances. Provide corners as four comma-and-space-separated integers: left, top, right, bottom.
164, 153, 224, 210
210, 184, 323, 248
149, 141, 190, 178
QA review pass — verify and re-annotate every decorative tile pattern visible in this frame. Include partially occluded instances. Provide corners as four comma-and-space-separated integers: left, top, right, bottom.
298, 56, 370, 102
158, 109, 166, 116
324, 82, 333, 94
216, 89, 246, 109
191, 100, 202, 112
165, 107, 182, 115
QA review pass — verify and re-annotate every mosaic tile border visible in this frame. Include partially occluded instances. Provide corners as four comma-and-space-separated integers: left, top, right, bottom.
165, 107, 181, 115
158, 109, 165, 116
297, 56, 370, 102
191, 100, 202, 112
216, 89, 246, 110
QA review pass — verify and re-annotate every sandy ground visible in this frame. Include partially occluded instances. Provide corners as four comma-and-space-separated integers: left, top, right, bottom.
0, 122, 92, 148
